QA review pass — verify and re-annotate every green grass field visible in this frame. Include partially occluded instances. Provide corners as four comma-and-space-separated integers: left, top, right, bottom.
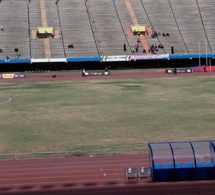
0, 76, 215, 159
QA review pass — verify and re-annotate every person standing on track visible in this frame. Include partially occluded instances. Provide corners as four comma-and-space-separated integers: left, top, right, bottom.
204, 64, 207, 72
82, 68, 86, 77
174, 67, 177, 75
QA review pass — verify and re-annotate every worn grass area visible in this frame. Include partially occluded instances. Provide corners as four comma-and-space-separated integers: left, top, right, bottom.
0, 76, 215, 158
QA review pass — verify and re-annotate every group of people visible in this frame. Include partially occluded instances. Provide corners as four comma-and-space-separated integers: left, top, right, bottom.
131, 32, 166, 54
151, 30, 170, 38
131, 37, 141, 53
146, 44, 164, 54
68, 44, 74, 49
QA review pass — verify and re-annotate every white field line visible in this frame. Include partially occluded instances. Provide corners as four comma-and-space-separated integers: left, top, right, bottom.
0, 97, 12, 105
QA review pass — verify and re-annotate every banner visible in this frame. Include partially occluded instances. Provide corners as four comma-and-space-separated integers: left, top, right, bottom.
102, 55, 131, 62
165, 68, 193, 74
131, 54, 169, 61
14, 72, 26, 78
84, 71, 111, 76
1, 72, 26, 79
2, 74, 15, 79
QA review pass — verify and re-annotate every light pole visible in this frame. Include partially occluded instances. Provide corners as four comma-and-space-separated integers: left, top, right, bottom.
198, 41, 201, 66
206, 40, 207, 66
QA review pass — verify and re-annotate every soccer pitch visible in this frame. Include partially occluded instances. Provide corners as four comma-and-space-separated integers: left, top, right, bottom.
0, 76, 215, 159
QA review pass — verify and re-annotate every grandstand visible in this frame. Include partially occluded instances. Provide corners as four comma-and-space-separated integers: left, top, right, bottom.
0, 0, 214, 70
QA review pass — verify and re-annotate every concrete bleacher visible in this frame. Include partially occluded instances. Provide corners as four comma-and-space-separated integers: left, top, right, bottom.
110, 1, 134, 54
29, 0, 44, 59
0, 0, 30, 59
86, 0, 130, 56
143, 0, 188, 54
58, 0, 99, 57
197, 0, 215, 54
0, 0, 215, 59
128, 0, 166, 55
170, 0, 211, 54
45, 0, 65, 58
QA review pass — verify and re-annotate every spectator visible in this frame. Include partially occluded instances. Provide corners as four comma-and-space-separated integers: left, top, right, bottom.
123, 43, 126, 51
135, 44, 139, 52
174, 67, 177, 75
45, 31, 48, 38
204, 64, 207, 72
82, 68, 86, 77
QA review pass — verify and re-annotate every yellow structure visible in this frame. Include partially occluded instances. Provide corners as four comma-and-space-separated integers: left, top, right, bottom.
131, 26, 146, 36
37, 27, 54, 38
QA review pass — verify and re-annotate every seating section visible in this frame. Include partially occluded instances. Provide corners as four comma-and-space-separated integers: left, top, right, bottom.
196, 162, 204, 167
45, 0, 64, 58
205, 162, 214, 167
154, 164, 162, 169
163, 163, 173, 169
29, 0, 44, 58
0, 0, 215, 58
0, 0, 30, 59
58, 0, 99, 58
86, 0, 130, 56
184, 162, 194, 168
175, 163, 183, 168
154, 162, 215, 169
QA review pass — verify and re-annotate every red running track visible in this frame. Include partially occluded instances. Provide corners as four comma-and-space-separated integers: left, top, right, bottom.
0, 154, 215, 195
1, 70, 215, 83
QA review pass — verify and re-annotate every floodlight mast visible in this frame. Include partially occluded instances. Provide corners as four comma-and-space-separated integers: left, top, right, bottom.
206, 40, 207, 66
198, 41, 201, 66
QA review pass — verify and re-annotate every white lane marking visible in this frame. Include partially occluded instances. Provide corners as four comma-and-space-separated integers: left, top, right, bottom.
0, 97, 12, 105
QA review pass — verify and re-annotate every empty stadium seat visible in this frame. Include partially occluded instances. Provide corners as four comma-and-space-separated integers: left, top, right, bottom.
125, 167, 138, 181
184, 163, 194, 168
138, 167, 151, 181
175, 163, 183, 168
196, 162, 204, 167
154, 164, 162, 169
163, 164, 173, 169
205, 162, 214, 167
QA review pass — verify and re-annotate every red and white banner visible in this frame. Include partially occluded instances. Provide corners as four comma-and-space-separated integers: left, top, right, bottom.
102, 55, 131, 62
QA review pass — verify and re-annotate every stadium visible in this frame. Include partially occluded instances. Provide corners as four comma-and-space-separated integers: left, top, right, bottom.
1, 0, 215, 194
